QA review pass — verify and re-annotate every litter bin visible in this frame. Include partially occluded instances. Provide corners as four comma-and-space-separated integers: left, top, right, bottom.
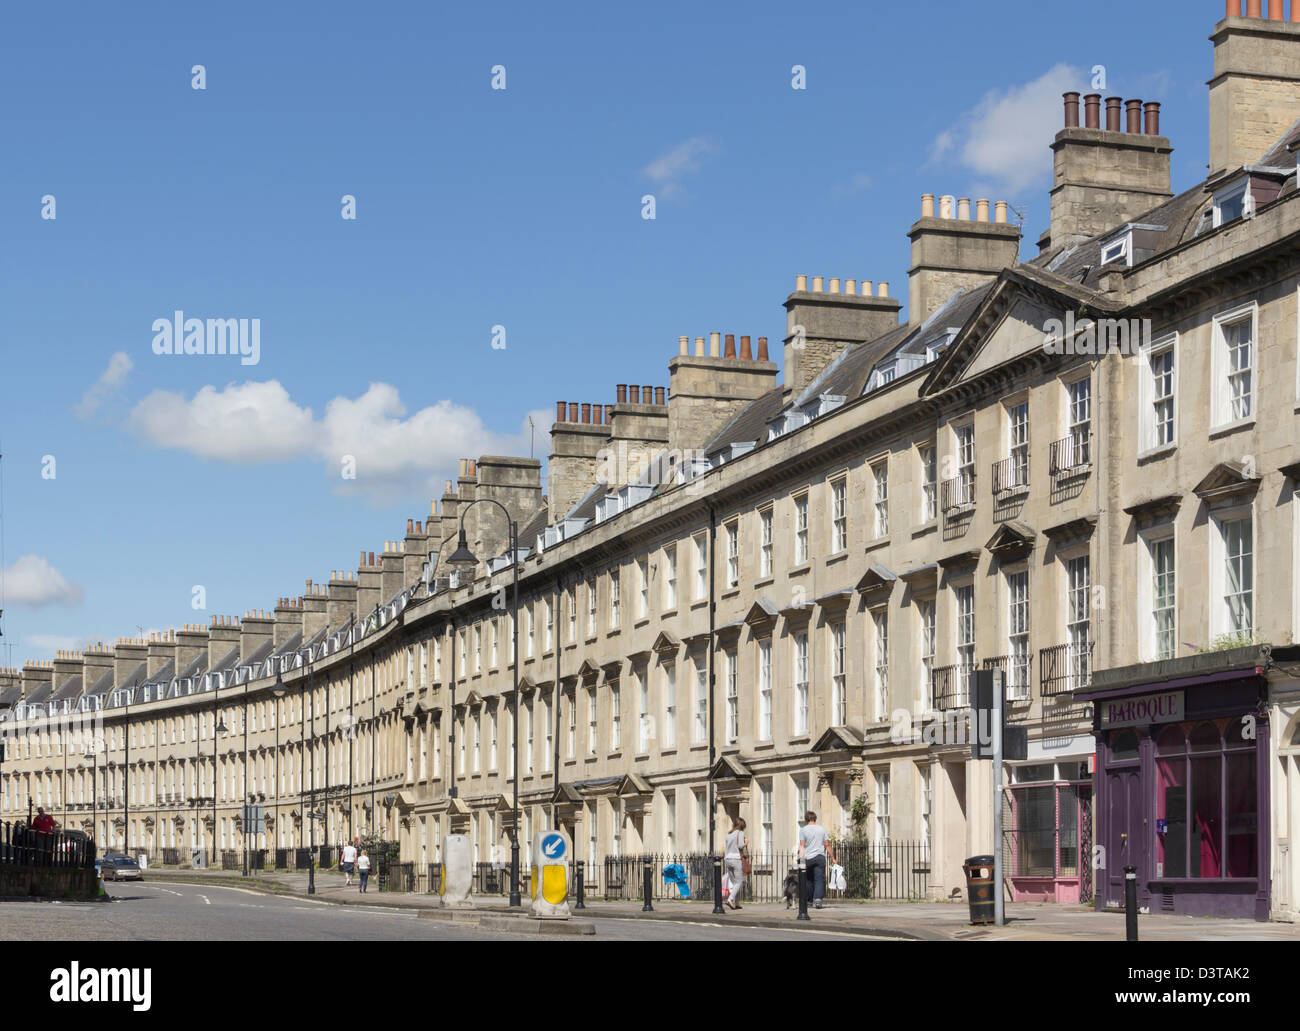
962, 855, 995, 925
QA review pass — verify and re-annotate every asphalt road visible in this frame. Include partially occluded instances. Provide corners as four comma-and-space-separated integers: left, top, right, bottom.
0, 882, 891, 941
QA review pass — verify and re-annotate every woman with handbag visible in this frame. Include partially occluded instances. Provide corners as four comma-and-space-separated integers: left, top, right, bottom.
724, 817, 749, 910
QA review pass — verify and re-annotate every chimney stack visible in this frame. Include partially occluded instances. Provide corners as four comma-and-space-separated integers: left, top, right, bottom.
907, 191, 1021, 323
1041, 90, 1173, 251
1210, 5, 1300, 175
783, 273, 902, 392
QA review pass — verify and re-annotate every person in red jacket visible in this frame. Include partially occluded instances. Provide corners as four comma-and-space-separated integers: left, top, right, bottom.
32, 807, 57, 834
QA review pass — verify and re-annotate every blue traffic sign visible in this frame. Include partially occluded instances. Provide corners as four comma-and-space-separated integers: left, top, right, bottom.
541, 832, 566, 859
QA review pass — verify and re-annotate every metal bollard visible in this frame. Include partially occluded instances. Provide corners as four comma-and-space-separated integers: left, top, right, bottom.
796, 859, 810, 921
1124, 865, 1138, 942
308, 857, 316, 895
574, 859, 586, 909
712, 856, 725, 915
641, 857, 654, 912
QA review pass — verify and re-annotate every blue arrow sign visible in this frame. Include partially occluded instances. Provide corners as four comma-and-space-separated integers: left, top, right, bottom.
541, 832, 566, 859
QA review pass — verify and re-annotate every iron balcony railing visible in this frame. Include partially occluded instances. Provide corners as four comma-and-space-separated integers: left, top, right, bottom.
1048, 434, 1092, 478
991, 455, 1029, 495
940, 474, 976, 514
983, 654, 1032, 701
931, 664, 975, 711
1039, 640, 1094, 697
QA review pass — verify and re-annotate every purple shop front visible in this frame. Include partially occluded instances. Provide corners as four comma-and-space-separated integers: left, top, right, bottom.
1084, 669, 1270, 920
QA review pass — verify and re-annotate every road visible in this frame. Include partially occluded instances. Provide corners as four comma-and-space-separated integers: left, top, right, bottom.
0, 882, 894, 941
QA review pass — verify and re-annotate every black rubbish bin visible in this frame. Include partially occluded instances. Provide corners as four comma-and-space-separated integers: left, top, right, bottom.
962, 855, 995, 925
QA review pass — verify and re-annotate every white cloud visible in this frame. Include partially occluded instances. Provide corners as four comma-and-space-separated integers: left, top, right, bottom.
128, 380, 316, 462
75, 351, 133, 419
127, 380, 553, 505
642, 137, 720, 200
928, 64, 1082, 196
3, 554, 84, 607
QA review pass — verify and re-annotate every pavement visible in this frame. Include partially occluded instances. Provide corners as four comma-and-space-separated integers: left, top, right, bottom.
125, 865, 1300, 941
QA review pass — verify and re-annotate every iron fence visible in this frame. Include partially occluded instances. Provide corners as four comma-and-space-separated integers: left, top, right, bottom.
274, 848, 289, 870
590, 844, 929, 903
220, 849, 240, 870
0, 820, 96, 869
162, 848, 181, 866
426, 862, 442, 894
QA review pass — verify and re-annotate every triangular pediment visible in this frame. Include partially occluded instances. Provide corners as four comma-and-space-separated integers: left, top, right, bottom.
856, 564, 897, 596
577, 659, 601, 679
812, 726, 863, 752
924, 270, 1120, 395
651, 631, 680, 656
1193, 462, 1260, 501
985, 522, 1036, 560
551, 782, 583, 805
708, 753, 752, 781
743, 598, 779, 632
617, 773, 653, 797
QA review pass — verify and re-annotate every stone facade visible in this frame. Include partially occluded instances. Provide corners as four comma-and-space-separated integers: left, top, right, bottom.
2, 5, 1300, 919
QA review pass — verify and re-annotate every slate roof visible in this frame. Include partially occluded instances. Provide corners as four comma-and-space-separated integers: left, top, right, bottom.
51, 675, 83, 702
22, 682, 52, 705
704, 386, 786, 457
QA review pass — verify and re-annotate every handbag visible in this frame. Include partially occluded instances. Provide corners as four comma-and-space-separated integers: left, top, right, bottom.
740, 836, 752, 876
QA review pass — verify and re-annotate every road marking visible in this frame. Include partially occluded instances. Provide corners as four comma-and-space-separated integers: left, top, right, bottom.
152, 887, 184, 897
199, 895, 211, 905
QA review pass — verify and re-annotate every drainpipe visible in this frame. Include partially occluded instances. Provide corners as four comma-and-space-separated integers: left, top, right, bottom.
707, 505, 718, 856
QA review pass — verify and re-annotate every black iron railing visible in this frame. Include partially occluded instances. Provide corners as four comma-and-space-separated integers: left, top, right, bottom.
427, 862, 442, 894
1049, 434, 1091, 479
940, 474, 975, 514
930, 664, 975, 711
1039, 640, 1093, 696
991, 455, 1029, 495
0, 821, 96, 869
162, 848, 180, 866
595, 845, 928, 903
983, 654, 1032, 701
221, 849, 240, 870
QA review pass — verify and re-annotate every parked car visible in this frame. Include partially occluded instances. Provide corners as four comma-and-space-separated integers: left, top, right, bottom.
100, 855, 142, 881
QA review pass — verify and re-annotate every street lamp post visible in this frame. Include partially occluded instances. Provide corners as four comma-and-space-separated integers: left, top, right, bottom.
214, 697, 227, 865
84, 741, 98, 850
447, 500, 522, 909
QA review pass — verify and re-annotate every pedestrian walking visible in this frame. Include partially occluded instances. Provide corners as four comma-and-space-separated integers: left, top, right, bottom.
357, 849, 371, 893
797, 811, 836, 909
723, 817, 748, 910
341, 840, 358, 886
32, 807, 58, 866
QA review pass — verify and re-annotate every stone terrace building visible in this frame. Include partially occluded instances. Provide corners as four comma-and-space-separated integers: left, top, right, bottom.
2, 3, 1300, 920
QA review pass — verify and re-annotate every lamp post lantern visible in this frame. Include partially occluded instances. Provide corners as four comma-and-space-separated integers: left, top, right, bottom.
447, 504, 522, 909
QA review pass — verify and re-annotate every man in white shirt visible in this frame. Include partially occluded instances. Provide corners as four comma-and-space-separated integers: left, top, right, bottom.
341, 840, 359, 886
797, 811, 836, 909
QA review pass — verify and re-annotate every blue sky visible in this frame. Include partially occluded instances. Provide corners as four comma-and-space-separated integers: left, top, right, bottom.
0, 0, 1219, 663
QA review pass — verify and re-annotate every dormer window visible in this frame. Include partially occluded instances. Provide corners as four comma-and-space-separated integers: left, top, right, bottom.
1213, 179, 1250, 227
1100, 235, 1129, 267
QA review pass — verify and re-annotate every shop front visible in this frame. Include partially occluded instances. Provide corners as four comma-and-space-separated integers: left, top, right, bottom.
1083, 656, 1270, 921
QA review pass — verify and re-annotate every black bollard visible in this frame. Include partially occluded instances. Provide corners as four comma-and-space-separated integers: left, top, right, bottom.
712, 856, 725, 915
796, 860, 810, 921
308, 856, 316, 895
574, 860, 586, 910
641, 857, 654, 912
1124, 865, 1138, 942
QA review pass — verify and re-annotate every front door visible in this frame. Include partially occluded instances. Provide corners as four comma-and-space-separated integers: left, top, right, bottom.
1105, 768, 1143, 907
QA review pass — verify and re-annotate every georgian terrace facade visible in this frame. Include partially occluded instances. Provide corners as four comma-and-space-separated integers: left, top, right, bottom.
3, 4, 1300, 919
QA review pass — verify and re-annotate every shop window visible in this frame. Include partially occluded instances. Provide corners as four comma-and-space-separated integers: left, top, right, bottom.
1153, 719, 1256, 880
1110, 729, 1140, 761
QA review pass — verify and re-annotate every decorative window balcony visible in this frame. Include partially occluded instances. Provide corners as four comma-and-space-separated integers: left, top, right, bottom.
1048, 434, 1091, 484
991, 456, 1029, 497
940, 475, 976, 515
1039, 641, 1093, 697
